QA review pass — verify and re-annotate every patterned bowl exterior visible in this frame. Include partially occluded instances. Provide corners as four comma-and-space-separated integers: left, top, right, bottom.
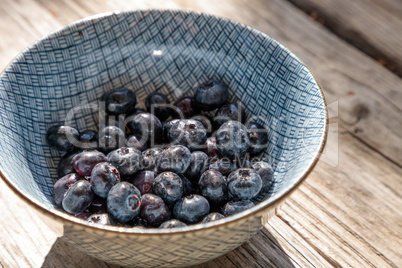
0, 10, 327, 267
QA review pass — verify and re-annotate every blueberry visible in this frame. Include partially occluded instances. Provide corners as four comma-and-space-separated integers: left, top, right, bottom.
209, 158, 237, 176
62, 180, 94, 215
107, 182, 141, 223
141, 147, 163, 171
194, 81, 229, 111
184, 151, 208, 182
247, 122, 268, 156
172, 97, 198, 118
73, 150, 107, 177
98, 126, 126, 153
227, 168, 262, 200
107, 147, 141, 177
145, 92, 171, 121
173, 194, 210, 224
168, 119, 207, 151
216, 120, 250, 159
140, 194, 171, 227
57, 151, 81, 178
162, 119, 180, 141
46, 125, 80, 151
79, 130, 98, 149
213, 103, 246, 128
199, 169, 228, 206
126, 134, 148, 151
222, 200, 255, 216
131, 171, 155, 195
127, 113, 163, 145
101, 88, 137, 115
204, 137, 220, 158
87, 213, 114, 225
253, 161, 274, 192
91, 162, 121, 198
159, 219, 187, 228
53, 173, 83, 207
157, 145, 191, 174
153, 171, 184, 205
191, 115, 213, 135
202, 212, 225, 223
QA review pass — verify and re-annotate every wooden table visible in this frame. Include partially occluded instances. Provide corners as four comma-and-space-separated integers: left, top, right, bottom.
0, 0, 401, 267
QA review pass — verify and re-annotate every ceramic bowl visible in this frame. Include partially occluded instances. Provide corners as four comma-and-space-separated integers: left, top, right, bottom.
0, 10, 327, 267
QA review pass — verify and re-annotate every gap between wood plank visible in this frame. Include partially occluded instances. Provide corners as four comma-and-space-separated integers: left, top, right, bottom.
272, 126, 402, 267
246, 230, 301, 267
232, 0, 402, 165
280, 201, 380, 268
344, 121, 402, 169
333, 68, 401, 114
276, 212, 344, 268
286, 0, 402, 77
262, 225, 315, 267
294, 187, 396, 267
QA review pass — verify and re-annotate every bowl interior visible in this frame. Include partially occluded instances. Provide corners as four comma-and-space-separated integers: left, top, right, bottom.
0, 10, 326, 224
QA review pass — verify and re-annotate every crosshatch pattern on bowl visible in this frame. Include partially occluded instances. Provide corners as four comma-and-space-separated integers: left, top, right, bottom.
0, 10, 326, 211
62, 212, 264, 267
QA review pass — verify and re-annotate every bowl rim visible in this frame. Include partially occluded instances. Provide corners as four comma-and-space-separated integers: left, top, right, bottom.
0, 9, 329, 235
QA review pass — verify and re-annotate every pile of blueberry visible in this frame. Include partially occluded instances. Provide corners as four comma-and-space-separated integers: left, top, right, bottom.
48, 81, 274, 228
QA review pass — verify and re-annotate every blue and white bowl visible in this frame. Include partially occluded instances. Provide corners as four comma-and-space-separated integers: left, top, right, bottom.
0, 10, 327, 267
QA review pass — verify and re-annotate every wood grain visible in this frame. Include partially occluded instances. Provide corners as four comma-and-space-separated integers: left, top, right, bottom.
288, 0, 402, 76
0, 0, 401, 267
222, 0, 402, 166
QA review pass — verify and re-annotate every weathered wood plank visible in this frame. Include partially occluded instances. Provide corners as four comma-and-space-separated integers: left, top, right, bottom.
275, 128, 402, 268
0, 0, 401, 267
264, 218, 333, 267
288, 0, 402, 76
